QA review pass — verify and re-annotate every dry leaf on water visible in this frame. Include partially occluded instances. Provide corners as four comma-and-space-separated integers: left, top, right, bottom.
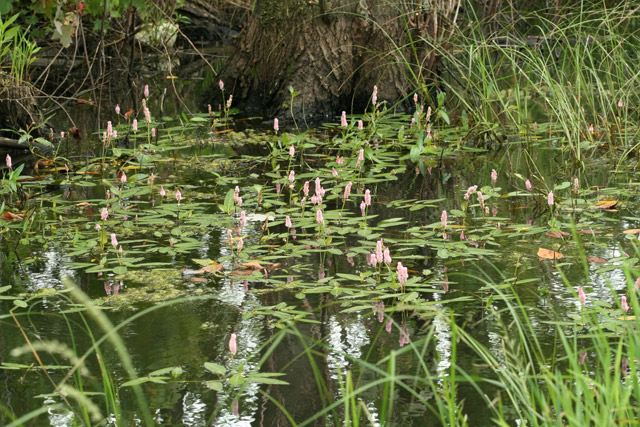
546, 231, 569, 238
593, 200, 618, 210
196, 263, 224, 274
241, 262, 264, 270
580, 229, 601, 234
586, 256, 606, 263
537, 247, 564, 259
1, 211, 24, 221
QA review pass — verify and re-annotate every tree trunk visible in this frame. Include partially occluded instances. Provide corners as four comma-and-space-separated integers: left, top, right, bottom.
220, 0, 461, 121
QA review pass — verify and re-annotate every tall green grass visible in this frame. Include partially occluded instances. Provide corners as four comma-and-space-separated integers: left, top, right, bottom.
429, 1, 640, 161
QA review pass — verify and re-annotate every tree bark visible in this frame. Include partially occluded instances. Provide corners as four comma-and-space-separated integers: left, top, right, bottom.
220, 0, 461, 121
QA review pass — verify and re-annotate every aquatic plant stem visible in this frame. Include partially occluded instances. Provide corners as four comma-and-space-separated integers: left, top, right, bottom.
9, 311, 80, 420
62, 278, 153, 425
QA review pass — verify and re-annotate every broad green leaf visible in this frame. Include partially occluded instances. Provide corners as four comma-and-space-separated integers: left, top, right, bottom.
204, 362, 226, 375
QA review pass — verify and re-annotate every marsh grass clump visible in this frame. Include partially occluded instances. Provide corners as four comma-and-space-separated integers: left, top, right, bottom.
429, 1, 640, 161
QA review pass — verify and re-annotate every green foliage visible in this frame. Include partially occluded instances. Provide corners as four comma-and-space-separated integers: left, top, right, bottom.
431, 0, 640, 161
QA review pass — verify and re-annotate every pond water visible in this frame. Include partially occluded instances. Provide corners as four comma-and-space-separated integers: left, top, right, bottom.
0, 90, 638, 426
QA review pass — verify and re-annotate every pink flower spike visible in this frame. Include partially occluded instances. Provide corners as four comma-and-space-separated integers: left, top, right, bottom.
635, 278, 640, 290
341, 111, 347, 127
229, 333, 237, 355
588, 124, 594, 133
573, 178, 579, 194
288, 170, 295, 184
385, 319, 392, 333
343, 182, 352, 200
618, 99, 623, 108
176, 189, 182, 203
376, 240, 384, 264
151, 128, 156, 137
274, 118, 279, 133
525, 179, 532, 191
336, 156, 344, 165
332, 168, 338, 177
101, 207, 108, 221
548, 191, 554, 206
144, 107, 151, 123
372, 85, 378, 105
239, 210, 246, 229
364, 189, 371, 206
383, 248, 392, 264
111, 233, 118, 248
95, 223, 101, 230
285, 215, 292, 228
119, 245, 123, 254
289, 144, 294, 156
160, 186, 166, 197
578, 286, 587, 305
357, 120, 363, 130
360, 201, 366, 217
441, 210, 448, 230
144, 84, 149, 98
115, 104, 120, 115
621, 295, 629, 312
369, 252, 377, 267
132, 119, 138, 132
358, 148, 364, 162
397, 262, 408, 287
5, 153, 11, 169
120, 172, 127, 184
491, 169, 498, 184
316, 209, 324, 225
219, 80, 224, 91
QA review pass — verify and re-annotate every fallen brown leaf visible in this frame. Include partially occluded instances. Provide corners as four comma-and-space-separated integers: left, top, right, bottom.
579, 229, 601, 234
586, 256, 606, 263
1, 211, 24, 221
594, 200, 618, 210
537, 247, 564, 260
241, 262, 264, 270
546, 231, 569, 238
623, 229, 640, 234
198, 263, 224, 274
230, 270, 254, 276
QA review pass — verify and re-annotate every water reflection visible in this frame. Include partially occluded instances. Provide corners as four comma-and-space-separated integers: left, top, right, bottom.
326, 313, 370, 379
181, 392, 207, 426
25, 247, 77, 291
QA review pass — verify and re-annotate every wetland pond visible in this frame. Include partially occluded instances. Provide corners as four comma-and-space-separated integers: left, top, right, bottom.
1, 99, 639, 426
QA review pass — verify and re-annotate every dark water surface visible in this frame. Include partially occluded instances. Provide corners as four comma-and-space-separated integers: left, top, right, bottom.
0, 91, 635, 425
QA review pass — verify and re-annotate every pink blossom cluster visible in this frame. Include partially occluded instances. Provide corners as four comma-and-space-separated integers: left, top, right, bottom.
464, 185, 477, 200
399, 323, 410, 347
397, 262, 408, 287
234, 186, 242, 206
343, 182, 352, 200
372, 300, 384, 322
